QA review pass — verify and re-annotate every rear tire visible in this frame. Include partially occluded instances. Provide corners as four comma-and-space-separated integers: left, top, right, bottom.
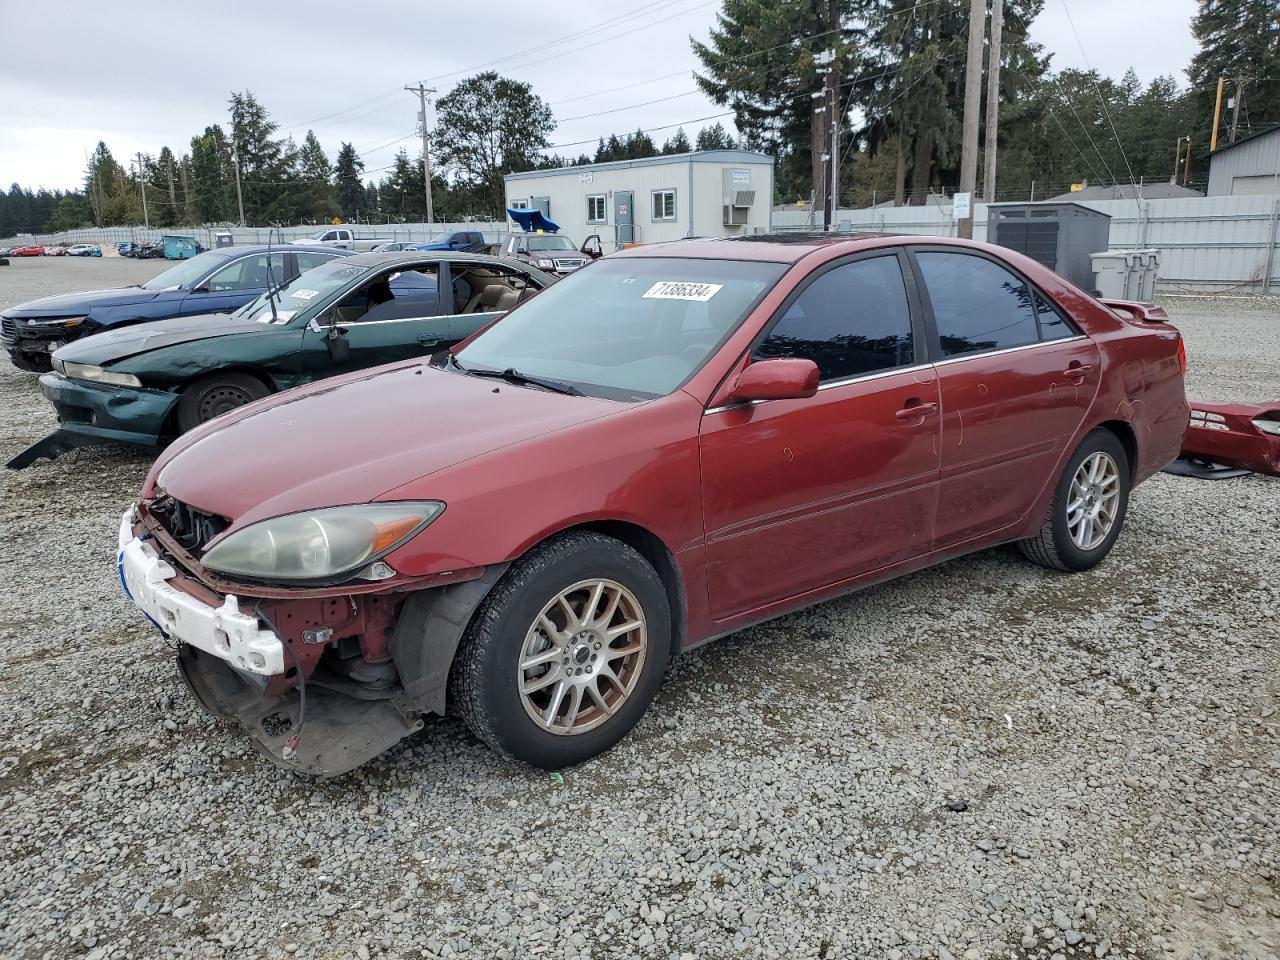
1019, 428, 1130, 572
176, 371, 269, 433
450, 531, 671, 768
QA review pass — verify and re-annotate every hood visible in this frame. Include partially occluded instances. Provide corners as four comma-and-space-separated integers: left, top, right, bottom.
153, 363, 622, 528
5, 286, 165, 317
55, 313, 274, 366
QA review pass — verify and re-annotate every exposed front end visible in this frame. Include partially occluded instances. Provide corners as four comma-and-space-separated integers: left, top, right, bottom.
116, 491, 497, 777
2, 313, 88, 371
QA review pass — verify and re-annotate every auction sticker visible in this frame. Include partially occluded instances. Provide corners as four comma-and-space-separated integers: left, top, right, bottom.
290, 289, 319, 301
641, 281, 723, 302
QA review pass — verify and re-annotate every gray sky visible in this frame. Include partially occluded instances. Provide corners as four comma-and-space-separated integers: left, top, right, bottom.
0, 0, 1199, 192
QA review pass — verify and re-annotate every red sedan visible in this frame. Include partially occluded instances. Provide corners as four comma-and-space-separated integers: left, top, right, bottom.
119, 235, 1188, 775
12, 245, 45, 257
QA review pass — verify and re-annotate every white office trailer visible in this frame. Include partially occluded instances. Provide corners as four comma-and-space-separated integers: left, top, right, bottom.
503, 150, 775, 250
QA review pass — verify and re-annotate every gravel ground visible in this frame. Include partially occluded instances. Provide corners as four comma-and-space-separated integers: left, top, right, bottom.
1, 258, 1277, 960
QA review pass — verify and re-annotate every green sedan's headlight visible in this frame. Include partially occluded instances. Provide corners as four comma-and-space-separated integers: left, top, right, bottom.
62, 361, 142, 388
201, 502, 445, 582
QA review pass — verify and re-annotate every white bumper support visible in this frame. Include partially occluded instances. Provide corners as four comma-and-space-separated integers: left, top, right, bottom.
117, 510, 285, 676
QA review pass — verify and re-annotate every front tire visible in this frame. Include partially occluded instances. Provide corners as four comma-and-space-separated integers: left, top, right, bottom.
450, 531, 671, 768
175, 371, 269, 433
1019, 428, 1130, 572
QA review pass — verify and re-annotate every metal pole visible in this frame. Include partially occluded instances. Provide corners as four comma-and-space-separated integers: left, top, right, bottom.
1183, 137, 1193, 187
136, 153, 149, 230
983, 0, 1003, 202
1030, 180, 1035, 202
957, 0, 987, 239
1263, 185, 1279, 296
405, 83, 437, 236
1229, 79, 1243, 144
830, 81, 839, 227
1210, 76, 1226, 153
1171, 136, 1184, 183
232, 144, 246, 227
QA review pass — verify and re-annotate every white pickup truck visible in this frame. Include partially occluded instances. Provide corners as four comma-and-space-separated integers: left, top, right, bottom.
294, 226, 393, 252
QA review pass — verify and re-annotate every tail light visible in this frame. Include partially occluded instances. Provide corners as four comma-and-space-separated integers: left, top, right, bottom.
1176, 336, 1187, 374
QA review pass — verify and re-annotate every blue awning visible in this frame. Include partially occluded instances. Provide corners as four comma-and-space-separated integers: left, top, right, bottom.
507, 208, 560, 233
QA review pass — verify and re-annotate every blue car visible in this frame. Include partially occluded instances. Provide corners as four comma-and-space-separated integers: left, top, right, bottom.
1, 245, 351, 372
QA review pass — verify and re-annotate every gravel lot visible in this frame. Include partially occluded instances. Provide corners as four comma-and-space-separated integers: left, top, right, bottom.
1, 257, 1277, 960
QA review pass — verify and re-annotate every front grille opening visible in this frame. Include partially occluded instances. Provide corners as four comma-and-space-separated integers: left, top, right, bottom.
150, 494, 229, 555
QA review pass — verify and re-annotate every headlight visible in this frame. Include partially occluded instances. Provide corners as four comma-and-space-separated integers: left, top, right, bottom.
536, 258, 555, 269
201, 501, 444, 582
27, 315, 85, 328
62, 361, 142, 388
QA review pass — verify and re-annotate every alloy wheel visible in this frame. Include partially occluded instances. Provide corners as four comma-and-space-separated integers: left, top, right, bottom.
1066, 451, 1121, 550
517, 578, 648, 736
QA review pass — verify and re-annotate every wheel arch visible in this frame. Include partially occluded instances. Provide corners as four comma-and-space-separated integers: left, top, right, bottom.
1095, 418, 1138, 481
389, 518, 688, 719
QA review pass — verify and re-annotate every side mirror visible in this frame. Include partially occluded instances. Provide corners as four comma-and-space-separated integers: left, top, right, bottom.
726, 358, 819, 404
326, 322, 350, 363
190, 285, 210, 294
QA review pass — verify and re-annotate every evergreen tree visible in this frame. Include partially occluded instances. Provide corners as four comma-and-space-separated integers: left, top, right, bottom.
228, 90, 291, 223
298, 130, 338, 221
189, 126, 231, 223
335, 142, 366, 221
1188, 0, 1280, 141
662, 127, 692, 154
695, 122, 737, 151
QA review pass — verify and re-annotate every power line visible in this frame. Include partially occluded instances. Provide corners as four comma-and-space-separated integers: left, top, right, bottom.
1058, 0, 1138, 188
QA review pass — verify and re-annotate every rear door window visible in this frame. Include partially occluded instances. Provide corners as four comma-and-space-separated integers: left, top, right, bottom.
754, 255, 915, 381
915, 252, 1040, 356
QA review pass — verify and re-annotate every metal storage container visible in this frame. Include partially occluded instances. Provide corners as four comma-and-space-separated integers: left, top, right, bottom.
986, 202, 1111, 291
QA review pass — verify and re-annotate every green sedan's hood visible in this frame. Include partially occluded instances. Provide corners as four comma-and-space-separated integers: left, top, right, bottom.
54, 314, 280, 367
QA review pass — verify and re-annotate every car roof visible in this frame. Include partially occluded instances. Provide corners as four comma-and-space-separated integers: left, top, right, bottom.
212, 244, 355, 257
612, 233, 1013, 264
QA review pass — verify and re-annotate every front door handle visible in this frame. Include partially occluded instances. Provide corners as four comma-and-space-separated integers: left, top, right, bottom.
895, 400, 938, 421
418, 335, 442, 347
1063, 363, 1092, 381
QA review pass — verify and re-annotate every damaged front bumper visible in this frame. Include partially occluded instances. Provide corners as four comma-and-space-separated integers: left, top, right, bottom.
115, 507, 503, 777
7, 374, 176, 469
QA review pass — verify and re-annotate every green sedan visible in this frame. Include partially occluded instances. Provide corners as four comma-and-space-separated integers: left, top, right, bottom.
8, 252, 556, 468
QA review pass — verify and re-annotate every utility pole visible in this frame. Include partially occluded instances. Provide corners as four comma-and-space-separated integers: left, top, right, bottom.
232, 142, 246, 227
1210, 75, 1226, 152
957, 0, 987, 238
1229, 78, 1243, 144
1183, 137, 1193, 187
405, 82, 437, 233
1172, 135, 1187, 183
135, 153, 150, 229
983, 0, 1003, 202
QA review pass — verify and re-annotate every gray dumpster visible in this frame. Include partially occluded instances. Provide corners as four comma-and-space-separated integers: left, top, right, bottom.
987, 202, 1111, 291
1091, 249, 1160, 300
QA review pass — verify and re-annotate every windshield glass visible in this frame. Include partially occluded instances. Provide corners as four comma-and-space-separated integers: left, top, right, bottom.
526, 236, 576, 252
457, 257, 786, 400
239, 258, 371, 324
141, 251, 231, 291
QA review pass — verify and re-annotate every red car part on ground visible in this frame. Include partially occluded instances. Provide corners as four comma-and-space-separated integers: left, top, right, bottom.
1180, 401, 1280, 477
117, 234, 1189, 776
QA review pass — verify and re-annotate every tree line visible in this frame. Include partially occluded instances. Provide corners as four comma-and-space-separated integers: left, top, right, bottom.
695, 0, 1277, 206
2, 0, 1275, 236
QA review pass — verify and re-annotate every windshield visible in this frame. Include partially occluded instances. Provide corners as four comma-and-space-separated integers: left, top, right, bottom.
238, 258, 370, 324
526, 236, 576, 252
457, 257, 786, 400
141, 251, 231, 291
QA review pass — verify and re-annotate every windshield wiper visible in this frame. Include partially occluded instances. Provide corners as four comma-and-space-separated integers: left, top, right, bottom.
462, 364, 582, 396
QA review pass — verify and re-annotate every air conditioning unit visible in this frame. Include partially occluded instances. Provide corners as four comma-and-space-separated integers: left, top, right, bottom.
723, 204, 749, 226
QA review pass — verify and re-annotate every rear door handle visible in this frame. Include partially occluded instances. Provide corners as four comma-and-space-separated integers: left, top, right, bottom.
895, 401, 938, 421
1064, 363, 1092, 380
